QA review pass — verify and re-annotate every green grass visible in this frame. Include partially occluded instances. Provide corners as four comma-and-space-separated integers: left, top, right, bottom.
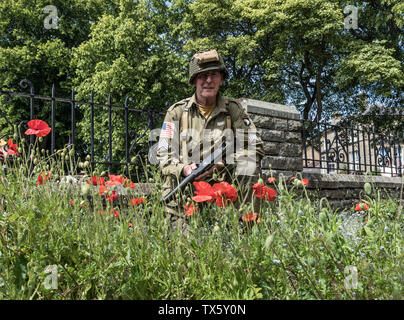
0, 140, 403, 300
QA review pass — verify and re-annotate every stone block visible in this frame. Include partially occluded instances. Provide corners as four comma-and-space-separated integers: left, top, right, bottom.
285, 131, 301, 143
264, 142, 280, 156
249, 114, 275, 130
274, 119, 288, 131
279, 143, 302, 157
262, 156, 303, 171
288, 120, 302, 132
258, 128, 284, 142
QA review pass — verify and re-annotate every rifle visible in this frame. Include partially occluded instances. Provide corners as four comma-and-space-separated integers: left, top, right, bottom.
163, 141, 232, 203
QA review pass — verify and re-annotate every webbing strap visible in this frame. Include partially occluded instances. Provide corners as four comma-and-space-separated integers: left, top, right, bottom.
181, 107, 189, 164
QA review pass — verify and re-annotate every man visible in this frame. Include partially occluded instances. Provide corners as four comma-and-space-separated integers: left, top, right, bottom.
157, 49, 265, 220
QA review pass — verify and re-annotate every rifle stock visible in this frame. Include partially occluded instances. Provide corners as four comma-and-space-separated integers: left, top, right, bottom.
163, 142, 231, 203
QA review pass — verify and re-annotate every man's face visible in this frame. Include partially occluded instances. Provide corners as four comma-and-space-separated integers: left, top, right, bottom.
193, 70, 223, 103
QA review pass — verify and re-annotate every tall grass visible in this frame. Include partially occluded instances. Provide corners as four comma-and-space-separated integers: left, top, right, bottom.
0, 135, 402, 300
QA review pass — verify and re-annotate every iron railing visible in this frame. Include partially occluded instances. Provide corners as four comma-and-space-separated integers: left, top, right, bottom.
0, 79, 165, 177
1, 80, 402, 178
302, 119, 403, 177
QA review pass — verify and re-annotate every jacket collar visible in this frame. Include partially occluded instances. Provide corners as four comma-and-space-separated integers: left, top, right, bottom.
186, 92, 228, 114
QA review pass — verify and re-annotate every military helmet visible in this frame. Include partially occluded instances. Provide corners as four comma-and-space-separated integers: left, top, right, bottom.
188, 49, 228, 84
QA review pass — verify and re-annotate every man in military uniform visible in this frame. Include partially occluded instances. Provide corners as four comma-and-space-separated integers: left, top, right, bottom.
157, 49, 265, 220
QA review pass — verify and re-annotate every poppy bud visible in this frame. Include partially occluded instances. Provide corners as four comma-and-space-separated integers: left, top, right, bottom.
265, 234, 274, 249
100, 171, 106, 177
78, 162, 84, 168
81, 183, 90, 197
364, 182, 372, 195
86, 155, 91, 161
33, 158, 38, 165
319, 210, 328, 225
213, 225, 220, 233
17, 147, 22, 153
65, 155, 69, 161
69, 150, 75, 157
148, 178, 154, 183
38, 137, 43, 142
41, 149, 46, 154
131, 156, 137, 163
258, 178, 264, 185
84, 161, 90, 168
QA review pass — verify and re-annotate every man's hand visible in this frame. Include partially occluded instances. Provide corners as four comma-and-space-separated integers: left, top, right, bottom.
194, 161, 225, 181
182, 162, 197, 177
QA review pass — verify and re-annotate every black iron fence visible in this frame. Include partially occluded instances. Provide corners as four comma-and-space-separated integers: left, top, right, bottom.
0, 79, 165, 177
1, 80, 402, 178
302, 119, 403, 177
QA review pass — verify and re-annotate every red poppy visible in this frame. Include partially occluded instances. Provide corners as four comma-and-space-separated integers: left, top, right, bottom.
253, 183, 277, 201
242, 212, 264, 223
25, 119, 51, 137
69, 199, 74, 206
130, 197, 146, 206
7, 139, 19, 156
192, 181, 238, 207
290, 176, 309, 186
355, 202, 369, 211
184, 203, 197, 216
267, 177, 276, 183
36, 172, 51, 186
212, 182, 238, 207
192, 181, 216, 203
87, 176, 105, 186
127, 181, 136, 189
110, 210, 119, 218
98, 185, 107, 195
105, 191, 118, 203
105, 174, 128, 186
128, 222, 133, 227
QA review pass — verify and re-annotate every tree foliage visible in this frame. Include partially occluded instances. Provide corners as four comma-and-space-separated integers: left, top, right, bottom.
0, 0, 402, 160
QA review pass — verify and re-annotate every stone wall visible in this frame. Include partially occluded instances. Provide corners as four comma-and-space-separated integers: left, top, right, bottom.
238, 98, 403, 210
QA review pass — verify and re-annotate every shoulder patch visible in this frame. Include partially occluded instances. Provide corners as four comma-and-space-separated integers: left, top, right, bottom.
167, 98, 190, 112
224, 97, 246, 121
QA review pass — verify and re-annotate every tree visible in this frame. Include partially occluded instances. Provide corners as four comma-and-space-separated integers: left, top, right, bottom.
0, 0, 121, 146
69, 0, 189, 172
174, 0, 403, 122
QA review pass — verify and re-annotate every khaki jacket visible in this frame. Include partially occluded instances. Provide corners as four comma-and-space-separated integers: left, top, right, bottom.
157, 93, 264, 182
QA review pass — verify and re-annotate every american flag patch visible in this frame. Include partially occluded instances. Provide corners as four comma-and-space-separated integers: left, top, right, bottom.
160, 122, 174, 138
